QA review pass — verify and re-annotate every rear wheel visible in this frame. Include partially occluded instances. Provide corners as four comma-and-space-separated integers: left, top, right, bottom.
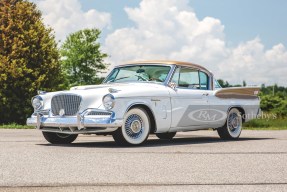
156, 132, 176, 140
42, 132, 78, 144
112, 107, 150, 146
217, 108, 242, 140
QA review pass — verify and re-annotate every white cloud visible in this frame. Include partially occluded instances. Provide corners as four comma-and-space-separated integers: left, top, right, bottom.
218, 38, 287, 85
34, 0, 287, 86
104, 0, 287, 86
35, 0, 111, 42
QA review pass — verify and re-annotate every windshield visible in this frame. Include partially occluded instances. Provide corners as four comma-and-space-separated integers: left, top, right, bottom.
104, 65, 171, 84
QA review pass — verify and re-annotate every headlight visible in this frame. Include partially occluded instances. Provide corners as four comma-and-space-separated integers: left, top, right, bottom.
31, 96, 43, 111
102, 94, 115, 110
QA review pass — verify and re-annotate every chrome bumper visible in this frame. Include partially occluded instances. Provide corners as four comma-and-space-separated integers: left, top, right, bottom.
26, 109, 122, 134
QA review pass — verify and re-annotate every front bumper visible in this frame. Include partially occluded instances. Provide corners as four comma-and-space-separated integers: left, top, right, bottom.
27, 109, 122, 134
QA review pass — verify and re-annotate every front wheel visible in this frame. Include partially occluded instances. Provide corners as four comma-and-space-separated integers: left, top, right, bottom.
217, 108, 242, 140
42, 132, 78, 144
112, 107, 150, 146
156, 132, 176, 140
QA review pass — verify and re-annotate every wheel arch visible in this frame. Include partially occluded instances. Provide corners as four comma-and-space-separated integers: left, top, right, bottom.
126, 103, 157, 133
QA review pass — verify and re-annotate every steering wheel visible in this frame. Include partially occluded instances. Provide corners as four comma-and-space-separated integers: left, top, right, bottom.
135, 75, 149, 81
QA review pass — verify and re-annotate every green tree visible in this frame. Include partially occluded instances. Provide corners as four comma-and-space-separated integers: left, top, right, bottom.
217, 79, 230, 88
0, 0, 63, 124
243, 80, 247, 87
260, 95, 287, 117
260, 95, 282, 112
60, 29, 108, 86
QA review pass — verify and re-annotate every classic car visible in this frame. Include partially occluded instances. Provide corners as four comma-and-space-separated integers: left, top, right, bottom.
27, 60, 260, 145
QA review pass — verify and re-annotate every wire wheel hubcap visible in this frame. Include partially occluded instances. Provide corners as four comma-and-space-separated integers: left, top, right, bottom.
227, 112, 242, 137
125, 114, 144, 139
130, 120, 141, 133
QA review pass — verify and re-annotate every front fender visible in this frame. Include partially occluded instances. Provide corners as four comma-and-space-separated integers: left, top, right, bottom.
108, 97, 172, 133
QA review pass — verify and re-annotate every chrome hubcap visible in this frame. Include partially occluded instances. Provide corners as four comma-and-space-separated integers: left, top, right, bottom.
131, 120, 141, 133
228, 113, 240, 132
125, 114, 143, 139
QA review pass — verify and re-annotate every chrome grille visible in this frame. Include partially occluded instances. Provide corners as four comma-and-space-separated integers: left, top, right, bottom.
51, 94, 82, 116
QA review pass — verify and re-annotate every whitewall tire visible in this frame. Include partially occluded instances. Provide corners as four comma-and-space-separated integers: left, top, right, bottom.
112, 107, 150, 146
217, 108, 242, 140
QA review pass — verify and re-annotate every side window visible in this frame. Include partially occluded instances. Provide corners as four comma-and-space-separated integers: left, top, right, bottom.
199, 71, 209, 90
178, 67, 199, 89
170, 67, 180, 84
214, 79, 222, 89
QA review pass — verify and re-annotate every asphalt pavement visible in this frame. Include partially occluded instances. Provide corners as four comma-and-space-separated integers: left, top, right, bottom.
0, 129, 286, 191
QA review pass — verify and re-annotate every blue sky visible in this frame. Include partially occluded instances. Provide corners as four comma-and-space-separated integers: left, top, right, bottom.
36, 0, 287, 86
81, 0, 287, 49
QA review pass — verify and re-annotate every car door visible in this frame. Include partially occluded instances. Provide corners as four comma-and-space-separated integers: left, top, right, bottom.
169, 67, 211, 130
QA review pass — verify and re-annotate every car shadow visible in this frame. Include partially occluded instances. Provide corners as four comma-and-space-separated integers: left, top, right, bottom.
37, 135, 273, 149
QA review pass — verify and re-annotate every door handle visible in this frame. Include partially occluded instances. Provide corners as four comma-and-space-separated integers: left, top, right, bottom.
202, 93, 209, 96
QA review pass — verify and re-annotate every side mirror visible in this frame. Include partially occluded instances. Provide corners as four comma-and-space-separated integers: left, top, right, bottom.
168, 82, 177, 90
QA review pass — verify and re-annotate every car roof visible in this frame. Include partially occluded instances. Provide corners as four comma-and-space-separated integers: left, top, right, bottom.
118, 60, 212, 75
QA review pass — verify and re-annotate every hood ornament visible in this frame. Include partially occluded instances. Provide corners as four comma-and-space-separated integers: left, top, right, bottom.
108, 88, 120, 93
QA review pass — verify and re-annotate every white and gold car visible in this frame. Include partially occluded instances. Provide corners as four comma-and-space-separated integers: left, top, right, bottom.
27, 61, 260, 145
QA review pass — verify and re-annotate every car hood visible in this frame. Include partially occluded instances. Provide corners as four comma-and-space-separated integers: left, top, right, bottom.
40, 83, 171, 111
70, 82, 171, 97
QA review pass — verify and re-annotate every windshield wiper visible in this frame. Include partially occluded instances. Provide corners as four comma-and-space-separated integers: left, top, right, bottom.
106, 76, 130, 83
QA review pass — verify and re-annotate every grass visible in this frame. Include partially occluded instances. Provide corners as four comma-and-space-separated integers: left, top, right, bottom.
0, 123, 34, 129
243, 117, 287, 130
